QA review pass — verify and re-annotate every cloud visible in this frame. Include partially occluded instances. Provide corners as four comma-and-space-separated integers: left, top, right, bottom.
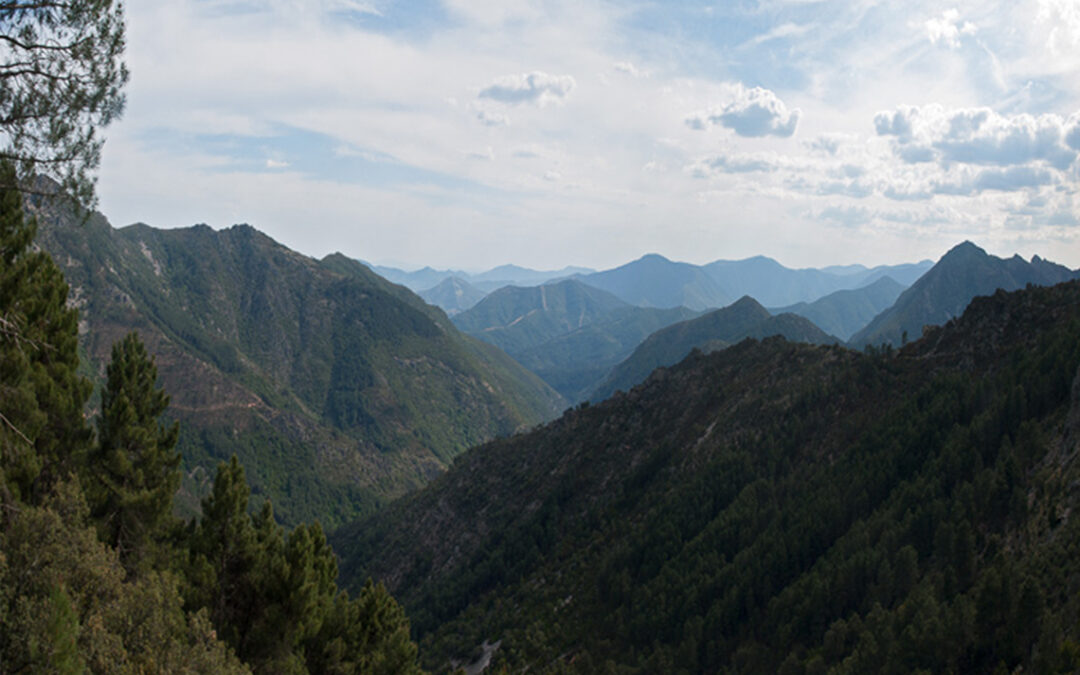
478, 71, 576, 106
685, 84, 801, 138
328, 0, 382, 16
266, 158, 289, 169
613, 61, 646, 78
744, 22, 812, 47
696, 153, 781, 174
972, 166, 1056, 192
476, 109, 509, 127
874, 105, 1079, 170
1038, 0, 1080, 52
1066, 114, 1080, 151
924, 9, 976, 49
818, 205, 871, 228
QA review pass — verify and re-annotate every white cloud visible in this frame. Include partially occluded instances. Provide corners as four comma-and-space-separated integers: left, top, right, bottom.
1037, 0, 1080, 52
266, 158, 289, 169
613, 61, 646, 78
478, 71, 576, 106
329, 0, 382, 16
476, 109, 509, 127
924, 9, 976, 49
686, 84, 801, 138
874, 105, 1079, 169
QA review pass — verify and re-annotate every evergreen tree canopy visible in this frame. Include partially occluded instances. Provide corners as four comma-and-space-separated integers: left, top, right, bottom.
0, 160, 91, 505
0, 0, 129, 207
87, 330, 181, 573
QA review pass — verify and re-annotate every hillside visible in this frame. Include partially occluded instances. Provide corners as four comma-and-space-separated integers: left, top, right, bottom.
452, 280, 629, 355
589, 296, 837, 402
772, 275, 906, 340
510, 305, 702, 403
452, 280, 698, 401
417, 276, 486, 315
30, 197, 564, 528
577, 253, 732, 310
851, 241, 1078, 347
334, 280, 1080, 673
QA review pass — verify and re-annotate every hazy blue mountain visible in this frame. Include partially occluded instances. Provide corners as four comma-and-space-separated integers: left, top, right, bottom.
577, 253, 732, 310
452, 280, 630, 356
772, 275, 906, 341
701, 256, 932, 306
510, 305, 702, 403
469, 264, 595, 288
590, 296, 838, 401
850, 260, 933, 287
364, 261, 595, 293
365, 263, 468, 291
452, 279, 700, 402
851, 241, 1079, 347
33, 203, 564, 528
418, 276, 487, 315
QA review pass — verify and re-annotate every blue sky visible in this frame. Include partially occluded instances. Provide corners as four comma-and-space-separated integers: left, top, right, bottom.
97, 0, 1080, 271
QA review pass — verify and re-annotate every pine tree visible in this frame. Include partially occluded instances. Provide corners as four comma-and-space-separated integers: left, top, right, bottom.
87, 331, 180, 575
0, 161, 92, 505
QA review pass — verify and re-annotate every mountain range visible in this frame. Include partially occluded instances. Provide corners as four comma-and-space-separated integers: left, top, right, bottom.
400, 252, 935, 318
368, 262, 595, 295
334, 279, 1080, 673
29, 197, 564, 528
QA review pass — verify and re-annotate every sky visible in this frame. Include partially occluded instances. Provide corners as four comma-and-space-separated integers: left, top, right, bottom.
96, 0, 1080, 272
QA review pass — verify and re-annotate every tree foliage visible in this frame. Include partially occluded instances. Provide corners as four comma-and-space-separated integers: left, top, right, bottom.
86, 330, 181, 574
0, 160, 91, 504
0, 0, 128, 207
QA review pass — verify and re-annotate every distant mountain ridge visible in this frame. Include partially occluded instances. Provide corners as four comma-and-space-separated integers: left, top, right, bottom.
589, 296, 838, 402
575, 253, 733, 310
702, 256, 930, 306
772, 276, 906, 340
452, 280, 700, 402
851, 241, 1079, 347
366, 261, 595, 294
417, 276, 486, 315
31, 200, 564, 528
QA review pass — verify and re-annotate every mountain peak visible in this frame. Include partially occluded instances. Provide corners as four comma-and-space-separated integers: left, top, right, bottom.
636, 253, 672, 264
940, 240, 986, 261
730, 295, 766, 309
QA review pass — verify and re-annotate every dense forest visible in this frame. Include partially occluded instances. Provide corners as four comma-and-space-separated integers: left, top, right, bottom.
0, 170, 422, 673
337, 274, 1080, 673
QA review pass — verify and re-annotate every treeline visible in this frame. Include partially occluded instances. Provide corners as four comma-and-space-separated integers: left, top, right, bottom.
0, 168, 421, 673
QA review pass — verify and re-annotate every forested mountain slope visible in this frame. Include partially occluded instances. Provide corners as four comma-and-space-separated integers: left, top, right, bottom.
772, 276, 906, 341
452, 280, 629, 355
335, 280, 1080, 674
589, 296, 837, 402
30, 196, 564, 527
852, 241, 1078, 347
453, 280, 699, 402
